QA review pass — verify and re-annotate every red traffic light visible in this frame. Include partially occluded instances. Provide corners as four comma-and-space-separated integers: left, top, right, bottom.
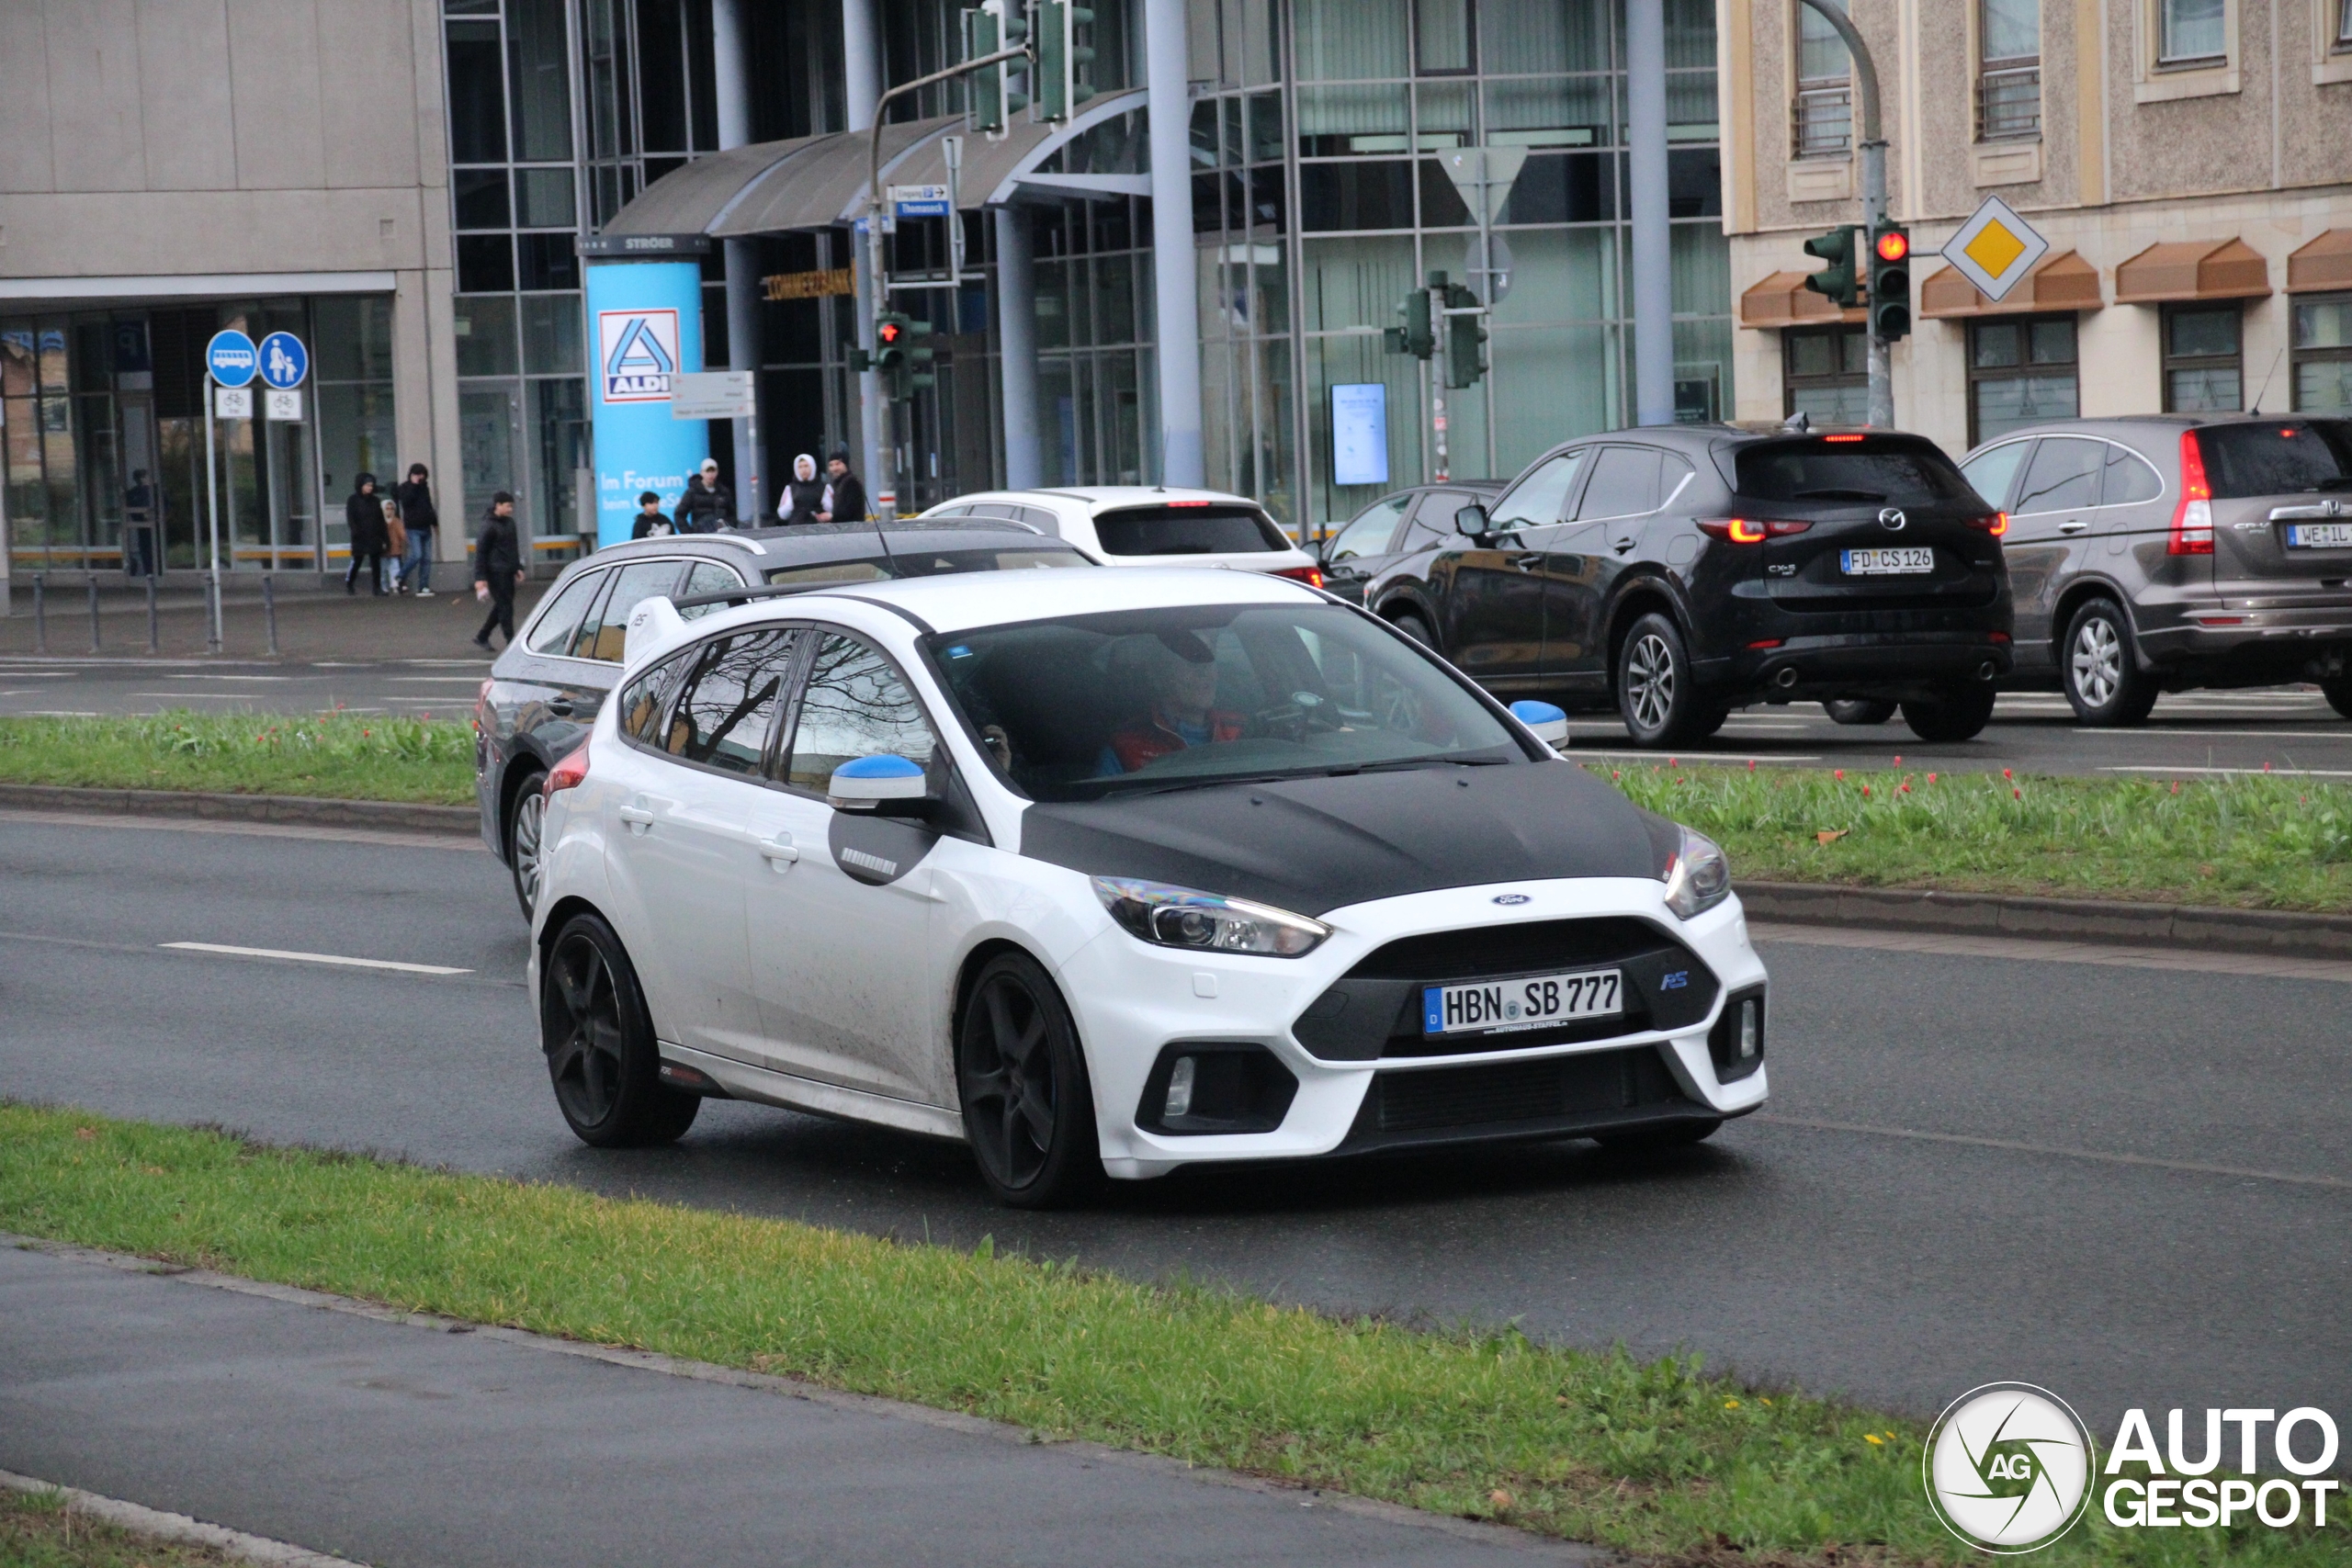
877, 321, 903, 345
1874, 230, 1909, 263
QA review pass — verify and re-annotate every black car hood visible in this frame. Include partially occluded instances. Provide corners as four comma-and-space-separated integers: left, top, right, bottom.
1016, 760, 1660, 917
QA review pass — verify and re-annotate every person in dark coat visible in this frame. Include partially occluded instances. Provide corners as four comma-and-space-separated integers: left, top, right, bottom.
345, 473, 389, 594
818, 447, 867, 524
775, 454, 824, 526
471, 492, 526, 649
393, 463, 439, 596
673, 458, 733, 534
630, 490, 674, 539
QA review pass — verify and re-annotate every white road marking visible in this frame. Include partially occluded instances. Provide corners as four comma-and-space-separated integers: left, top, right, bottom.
164, 673, 294, 682
0, 807, 485, 852
2071, 728, 2352, 740
1750, 919, 2352, 983
1571, 750, 1826, 763
2100, 764, 2352, 777
161, 942, 472, 975
385, 675, 492, 682
1752, 1115, 2352, 1191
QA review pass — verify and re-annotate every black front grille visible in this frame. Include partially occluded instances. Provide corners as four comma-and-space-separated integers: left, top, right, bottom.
1367, 1046, 1687, 1134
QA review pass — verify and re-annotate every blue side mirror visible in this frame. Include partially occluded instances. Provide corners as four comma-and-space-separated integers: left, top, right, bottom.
828, 752, 931, 812
1510, 700, 1569, 748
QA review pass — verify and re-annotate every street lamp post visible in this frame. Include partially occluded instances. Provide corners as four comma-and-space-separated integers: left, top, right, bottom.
1796, 0, 1892, 429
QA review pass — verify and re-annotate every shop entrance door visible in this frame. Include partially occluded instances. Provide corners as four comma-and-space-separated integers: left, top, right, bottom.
460, 385, 523, 554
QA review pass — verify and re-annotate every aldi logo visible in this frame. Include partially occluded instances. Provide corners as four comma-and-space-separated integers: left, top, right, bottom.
597, 310, 680, 402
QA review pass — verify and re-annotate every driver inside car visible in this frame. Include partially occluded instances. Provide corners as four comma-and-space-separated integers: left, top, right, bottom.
1097, 636, 1244, 774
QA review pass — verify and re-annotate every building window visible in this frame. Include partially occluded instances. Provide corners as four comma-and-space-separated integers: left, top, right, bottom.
2163, 303, 2243, 412
1968, 315, 2078, 445
2158, 0, 2227, 65
1784, 324, 1868, 424
1793, 0, 1852, 158
2293, 293, 2352, 413
1978, 0, 2041, 140
2336, 0, 2352, 49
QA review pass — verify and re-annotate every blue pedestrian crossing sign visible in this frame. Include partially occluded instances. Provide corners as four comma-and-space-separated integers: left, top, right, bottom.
258, 332, 309, 389
204, 330, 258, 388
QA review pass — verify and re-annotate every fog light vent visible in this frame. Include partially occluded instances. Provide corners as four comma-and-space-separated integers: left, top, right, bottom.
1707, 987, 1766, 1083
1164, 1056, 1197, 1118
1136, 1043, 1299, 1135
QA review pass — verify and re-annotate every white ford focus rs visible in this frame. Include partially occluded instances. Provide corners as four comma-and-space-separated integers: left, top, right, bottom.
527, 567, 1768, 1207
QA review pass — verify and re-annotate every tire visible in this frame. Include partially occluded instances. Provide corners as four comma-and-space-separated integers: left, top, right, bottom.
1388, 610, 1435, 648
956, 951, 1102, 1209
2062, 598, 2158, 726
1595, 1119, 1722, 1149
2321, 675, 2352, 721
1825, 699, 1897, 726
540, 912, 700, 1148
1615, 613, 1728, 749
1899, 684, 1999, 743
506, 773, 547, 921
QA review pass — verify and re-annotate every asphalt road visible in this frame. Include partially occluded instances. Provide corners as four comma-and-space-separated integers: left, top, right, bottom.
2, 813, 2346, 1435
5, 653, 2350, 778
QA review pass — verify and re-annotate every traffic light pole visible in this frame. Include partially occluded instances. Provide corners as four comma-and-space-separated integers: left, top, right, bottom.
1796, 0, 1890, 429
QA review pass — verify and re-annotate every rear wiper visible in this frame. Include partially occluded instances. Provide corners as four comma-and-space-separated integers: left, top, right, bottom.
2310, 477, 2352, 492
1791, 488, 1888, 502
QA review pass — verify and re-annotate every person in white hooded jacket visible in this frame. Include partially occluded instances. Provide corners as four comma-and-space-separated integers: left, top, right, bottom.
775, 453, 825, 526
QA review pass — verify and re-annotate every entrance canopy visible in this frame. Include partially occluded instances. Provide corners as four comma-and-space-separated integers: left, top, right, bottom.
600, 93, 1148, 241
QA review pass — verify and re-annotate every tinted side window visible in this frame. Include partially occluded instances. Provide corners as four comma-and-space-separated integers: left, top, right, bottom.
676, 559, 746, 620
1575, 446, 1662, 519
785, 634, 940, 794
1960, 441, 2032, 511
1327, 495, 1411, 560
1016, 506, 1063, 535
575, 559, 684, 661
2100, 443, 2165, 505
662, 630, 797, 776
1402, 490, 1472, 548
2013, 437, 2104, 514
1658, 454, 1695, 508
525, 569, 605, 656
616, 650, 689, 745
1489, 453, 1584, 532
765, 558, 890, 586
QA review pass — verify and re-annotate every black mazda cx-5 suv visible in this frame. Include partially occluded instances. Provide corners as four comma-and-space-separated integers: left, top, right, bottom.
1363, 424, 2016, 747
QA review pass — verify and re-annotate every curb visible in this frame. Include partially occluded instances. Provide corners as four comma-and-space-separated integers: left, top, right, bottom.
0, 1468, 365, 1568
1738, 880, 2352, 964
0, 782, 478, 837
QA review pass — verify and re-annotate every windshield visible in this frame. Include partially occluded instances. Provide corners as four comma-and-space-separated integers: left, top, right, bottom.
2198, 422, 2352, 498
1735, 437, 1974, 505
1091, 504, 1285, 555
926, 603, 1523, 801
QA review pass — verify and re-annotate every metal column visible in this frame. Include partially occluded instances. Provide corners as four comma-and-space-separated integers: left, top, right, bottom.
713, 0, 763, 522
995, 205, 1043, 489
844, 0, 885, 509
1626, 0, 1675, 427
1145, 0, 1204, 488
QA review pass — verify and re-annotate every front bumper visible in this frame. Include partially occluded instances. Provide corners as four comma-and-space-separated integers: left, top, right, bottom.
1054, 877, 1769, 1179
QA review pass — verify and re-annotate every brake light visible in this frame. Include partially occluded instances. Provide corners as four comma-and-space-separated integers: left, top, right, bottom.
1166, 500, 1212, 507
1747, 638, 1784, 649
1989, 631, 2011, 643
1699, 518, 1810, 542
2170, 431, 2214, 555
1824, 434, 1866, 443
544, 745, 590, 797
1272, 564, 1326, 588
1965, 512, 2010, 536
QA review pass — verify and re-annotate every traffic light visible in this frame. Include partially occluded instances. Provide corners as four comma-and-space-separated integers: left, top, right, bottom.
1439, 275, 1486, 389
1034, 0, 1094, 123
1384, 283, 1434, 360
1802, 226, 1860, 310
1869, 222, 1911, 342
874, 311, 934, 402
962, 1, 1028, 136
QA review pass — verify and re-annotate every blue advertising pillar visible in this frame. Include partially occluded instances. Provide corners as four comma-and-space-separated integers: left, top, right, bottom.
580, 234, 710, 550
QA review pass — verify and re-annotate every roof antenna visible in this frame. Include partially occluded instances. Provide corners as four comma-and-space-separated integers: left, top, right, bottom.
2247, 345, 2286, 416
1782, 410, 1811, 433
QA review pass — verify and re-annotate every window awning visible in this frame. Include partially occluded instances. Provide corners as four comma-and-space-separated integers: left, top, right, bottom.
2288, 230, 2352, 294
2114, 238, 2270, 303
1919, 249, 2102, 318
1738, 270, 1863, 328
598, 93, 1148, 240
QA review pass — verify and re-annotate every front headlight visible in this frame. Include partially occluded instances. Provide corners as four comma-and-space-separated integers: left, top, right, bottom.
1660, 825, 1732, 919
1091, 876, 1330, 958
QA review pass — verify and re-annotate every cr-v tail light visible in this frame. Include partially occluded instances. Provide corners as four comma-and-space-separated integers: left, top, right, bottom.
1272, 564, 1326, 588
1698, 518, 1811, 543
544, 744, 590, 797
2170, 431, 2214, 555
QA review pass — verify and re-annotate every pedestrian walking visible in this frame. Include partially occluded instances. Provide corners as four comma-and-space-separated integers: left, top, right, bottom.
471, 491, 525, 649
776, 454, 824, 526
394, 463, 438, 597
817, 447, 866, 524
630, 490, 675, 539
382, 497, 408, 592
673, 458, 733, 534
344, 473, 389, 595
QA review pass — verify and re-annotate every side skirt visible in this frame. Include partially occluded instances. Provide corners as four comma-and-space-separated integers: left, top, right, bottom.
660, 1042, 968, 1144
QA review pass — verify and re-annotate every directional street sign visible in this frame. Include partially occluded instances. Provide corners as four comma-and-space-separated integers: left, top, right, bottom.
668, 370, 757, 420
204, 330, 258, 388
215, 386, 253, 419
257, 332, 309, 389
890, 184, 952, 219
1939, 195, 2050, 304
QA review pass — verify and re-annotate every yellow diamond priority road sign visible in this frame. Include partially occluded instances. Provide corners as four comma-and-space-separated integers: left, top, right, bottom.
1939, 195, 2050, 303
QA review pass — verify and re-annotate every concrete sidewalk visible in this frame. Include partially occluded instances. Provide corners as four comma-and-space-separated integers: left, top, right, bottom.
0, 578, 549, 661
0, 1241, 1589, 1568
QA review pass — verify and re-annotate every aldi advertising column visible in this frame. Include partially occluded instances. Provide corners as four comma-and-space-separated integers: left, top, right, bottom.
581, 234, 709, 550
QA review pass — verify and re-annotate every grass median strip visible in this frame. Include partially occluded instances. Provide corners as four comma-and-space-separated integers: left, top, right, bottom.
0, 1485, 252, 1568
1603, 760, 2352, 913
0, 713, 474, 807
3, 1105, 2342, 1565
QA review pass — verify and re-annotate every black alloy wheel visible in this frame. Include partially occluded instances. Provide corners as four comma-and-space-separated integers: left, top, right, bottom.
1899, 684, 1999, 742
507, 774, 547, 920
1615, 613, 1729, 749
1825, 699, 1897, 726
1388, 610, 1435, 648
2063, 598, 2158, 727
956, 952, 1101, 1209
540, 912, 699, 1147
1595, 1119, 1723, 1149
2321, 675, 2352, 721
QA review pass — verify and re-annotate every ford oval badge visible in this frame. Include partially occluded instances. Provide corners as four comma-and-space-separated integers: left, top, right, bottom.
1492, 893, 1531, 906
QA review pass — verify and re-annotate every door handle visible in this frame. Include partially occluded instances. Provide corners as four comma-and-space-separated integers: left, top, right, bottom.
2058, 520, 2089, 536
1611, 539, 1635, 555
616, 805, 655, 833
761, 832, 800, 867
546, 698, 575, 717
1510, 553, 1544, 570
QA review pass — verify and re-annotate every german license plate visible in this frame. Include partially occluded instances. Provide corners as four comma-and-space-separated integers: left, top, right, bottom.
2287, 524, 2352, 549
1841, 547, 1935, 575
1422, 968, 1623, 1037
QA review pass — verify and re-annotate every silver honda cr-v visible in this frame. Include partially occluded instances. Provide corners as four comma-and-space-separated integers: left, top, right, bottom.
1958, 415, 2352, 724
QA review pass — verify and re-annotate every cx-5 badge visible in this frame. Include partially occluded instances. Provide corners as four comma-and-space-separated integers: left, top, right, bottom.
1878, 507, 1907, 532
